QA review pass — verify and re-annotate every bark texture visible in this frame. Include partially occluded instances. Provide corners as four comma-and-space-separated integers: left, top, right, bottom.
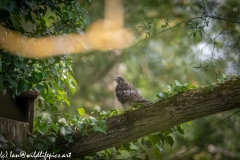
57, 79, 240, 158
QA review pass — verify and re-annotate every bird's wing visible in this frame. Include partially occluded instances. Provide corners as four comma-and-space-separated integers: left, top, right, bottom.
116, 83, 144, 103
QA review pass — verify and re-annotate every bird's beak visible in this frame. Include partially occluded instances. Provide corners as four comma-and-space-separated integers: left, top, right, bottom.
114, 77, 118, 81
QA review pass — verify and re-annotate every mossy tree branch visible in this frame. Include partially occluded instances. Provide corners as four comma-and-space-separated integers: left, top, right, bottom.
57, 78, 240, 158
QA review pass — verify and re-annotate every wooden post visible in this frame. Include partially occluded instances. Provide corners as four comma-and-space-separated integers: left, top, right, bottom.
0, 90, 39, 142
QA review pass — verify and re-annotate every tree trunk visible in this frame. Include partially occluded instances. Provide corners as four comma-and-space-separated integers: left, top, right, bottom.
57, 78, 240, 158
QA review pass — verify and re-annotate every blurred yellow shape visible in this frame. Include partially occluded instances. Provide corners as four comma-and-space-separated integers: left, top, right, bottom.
0, 0, 134, 58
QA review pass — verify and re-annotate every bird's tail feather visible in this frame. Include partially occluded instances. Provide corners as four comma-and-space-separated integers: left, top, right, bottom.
139, 99, 153, 106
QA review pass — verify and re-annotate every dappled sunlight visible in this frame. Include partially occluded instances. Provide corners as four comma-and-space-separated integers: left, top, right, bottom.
0, 0, 134, 58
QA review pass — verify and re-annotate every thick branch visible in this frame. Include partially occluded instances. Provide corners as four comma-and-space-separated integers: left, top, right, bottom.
57, 79, 240, 158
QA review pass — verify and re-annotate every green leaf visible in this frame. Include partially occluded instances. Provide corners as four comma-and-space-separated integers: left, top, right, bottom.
48, 16, 55, 20
176, 125, 184, 134
53, 106, 58, 111
69, 82, 76, 94
39, 122, 49, 134
42, 70, 50, 79
36, 84, 44, 93
164, 129, 173, 136
35, 73, 43, 81
58, 118, 66, 124
77, 108, 85, 116
49, 136, 56, 143
186, 121, 192, 125
64, 134, 73, 141
64, 98, 70, 106
60, 127, 66, 136
62, 113, 69, 120
130, 143, 139, 151
146, 140, 152, 149
51, 124, 58, 133
153, 148, 161, 159
93, 120, 107, 134
165, 136, 174, 147
65, 126, 74, 133
175, 80, 181, 86
148, 135, 159, 146
76, 123, 82, 130
122, 143, 131, 150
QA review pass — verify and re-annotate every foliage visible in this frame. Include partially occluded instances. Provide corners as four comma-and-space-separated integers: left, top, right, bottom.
92, 108, 122, 119
0, 0, 89, 110
0, 107, 108, 153
0, 0, 90, 36
137, 19, 152, 37
156, 80, 198, 101
0, 52, 76, 110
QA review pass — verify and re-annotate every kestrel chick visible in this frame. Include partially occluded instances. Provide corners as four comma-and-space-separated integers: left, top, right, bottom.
115, 77, 153, 110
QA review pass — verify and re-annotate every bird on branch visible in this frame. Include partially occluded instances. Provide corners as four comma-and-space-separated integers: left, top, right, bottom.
115, 77, 153, 110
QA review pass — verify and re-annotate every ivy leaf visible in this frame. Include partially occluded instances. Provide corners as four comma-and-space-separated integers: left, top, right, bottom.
93, 120, 107, 134
76, 123, 82, 130
48, 136, 56, 143
39, 122, 49, 134
42, 70, 50, 79
64, 134, 73, 141
51, 124, 58, 133
58, 118, 67, 125
130, 143, 139, 151
165, 136, 174, 147
60, 127, 66, 136
148, 135, 159, 146
64, 98, 70, 106
35, 73, 43, 81
77, 108, 85, 116
175, 80, 181, 86
48, 16, 55, 20
141, 138, 152, 148
62, 113, 69, 120
122, 143, 131, 150
153, 148, 161, 159
65, 126, 74, 133
177, 125, 184, 134
69, 82, 76, 94
164, 129, 173, 136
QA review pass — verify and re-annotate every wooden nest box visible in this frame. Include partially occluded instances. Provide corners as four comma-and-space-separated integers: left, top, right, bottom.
0, 90, 39, 143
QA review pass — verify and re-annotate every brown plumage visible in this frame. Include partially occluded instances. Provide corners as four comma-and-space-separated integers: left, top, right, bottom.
115, 77, 153, 110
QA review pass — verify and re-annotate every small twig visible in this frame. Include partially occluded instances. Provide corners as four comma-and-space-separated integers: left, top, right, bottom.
200, 26, 229, 68
209, 15, 240, 24
201, 0, 207, 13
124, 17, 204, 50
